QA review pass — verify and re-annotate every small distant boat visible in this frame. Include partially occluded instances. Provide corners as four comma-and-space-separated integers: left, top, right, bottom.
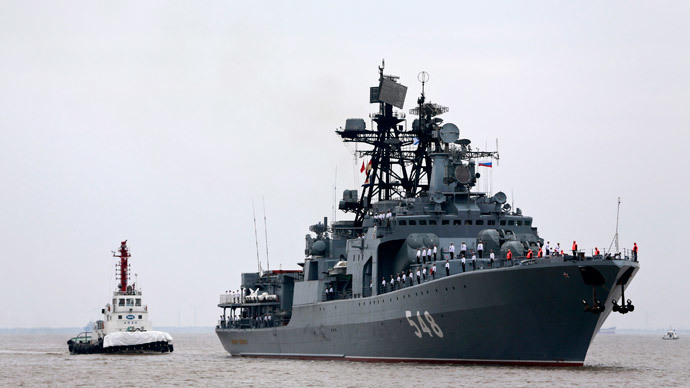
662, 329, 679, 340
599, 327, 616, 335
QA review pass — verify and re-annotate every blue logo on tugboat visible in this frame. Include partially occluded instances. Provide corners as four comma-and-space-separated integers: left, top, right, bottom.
126, 314, 135, 319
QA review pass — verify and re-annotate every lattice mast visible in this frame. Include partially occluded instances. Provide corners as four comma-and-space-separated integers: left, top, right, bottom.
336, 62, 439, 226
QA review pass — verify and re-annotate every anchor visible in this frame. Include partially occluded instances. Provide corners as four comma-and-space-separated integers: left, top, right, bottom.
612, 267, 636, 314
582, 287, 605, 314
578, 266, 606, 314
612, 283, 635, 314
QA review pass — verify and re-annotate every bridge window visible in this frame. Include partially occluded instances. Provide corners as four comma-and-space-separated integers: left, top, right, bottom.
442, 220, 449, 225
488, 220, 496, 225
500, 220, 506, 226
409, 220, 417, 225
453, 220, 462, 225
476, 220, 484, 225
135, 299, 141, 306
508, 220, 515, 226
464, 220, 472, 225
517, 221, 523, 226
399, 220, 407, 226
419, 220, 427, 225
118, 299, 125, 306
126, 299, 134, 306
525, 220, 532, 226
429, 220, 437, 225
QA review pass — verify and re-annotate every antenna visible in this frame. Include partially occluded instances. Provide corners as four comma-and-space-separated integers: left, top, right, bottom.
495, 138, 500, 166
262, 196, 269, 271
608, 197, 621, 254
252, 199, 262, 274
418, 71, 429, 96
332, 166, 337, 223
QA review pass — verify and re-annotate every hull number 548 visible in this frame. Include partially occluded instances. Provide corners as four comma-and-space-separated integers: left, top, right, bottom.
405, 311, 444, 338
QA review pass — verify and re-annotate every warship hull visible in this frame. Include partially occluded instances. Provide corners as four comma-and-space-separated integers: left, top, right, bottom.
216, 259, 638, 366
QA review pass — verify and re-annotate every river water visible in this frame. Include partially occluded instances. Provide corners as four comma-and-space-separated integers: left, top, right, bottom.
0, 332, 686, 387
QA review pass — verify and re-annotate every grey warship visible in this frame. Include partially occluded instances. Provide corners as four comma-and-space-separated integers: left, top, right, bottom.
215, 64, 639, 366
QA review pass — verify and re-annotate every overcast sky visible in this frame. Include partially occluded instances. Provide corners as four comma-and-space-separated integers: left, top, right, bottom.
1, 1, 689, 330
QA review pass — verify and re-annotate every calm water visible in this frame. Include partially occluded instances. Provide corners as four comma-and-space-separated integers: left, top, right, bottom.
0, 332, 686, 387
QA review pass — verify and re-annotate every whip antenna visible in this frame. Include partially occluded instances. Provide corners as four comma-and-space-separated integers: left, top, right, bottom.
263, 196, 270, 271
252, 199, 262, 274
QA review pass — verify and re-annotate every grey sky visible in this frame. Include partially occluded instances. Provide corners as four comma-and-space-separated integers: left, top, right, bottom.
1, 1, 688, 330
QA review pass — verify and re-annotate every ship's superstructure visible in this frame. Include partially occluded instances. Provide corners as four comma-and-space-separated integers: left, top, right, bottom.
215, 64, 639, 366
67, 241, 173, 354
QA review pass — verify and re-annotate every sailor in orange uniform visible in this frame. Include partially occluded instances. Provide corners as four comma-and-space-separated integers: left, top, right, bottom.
572, 241, 578, 258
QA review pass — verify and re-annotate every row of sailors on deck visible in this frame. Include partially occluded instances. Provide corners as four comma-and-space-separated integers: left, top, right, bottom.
220, 313, 273, 327
379, 264, 439, 291
373, 210, 393, 226
419, 240, 608, 263
225, 290, 244, 303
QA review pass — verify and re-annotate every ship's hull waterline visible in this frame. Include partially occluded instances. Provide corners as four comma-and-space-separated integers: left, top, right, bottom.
217, 259, 638, 366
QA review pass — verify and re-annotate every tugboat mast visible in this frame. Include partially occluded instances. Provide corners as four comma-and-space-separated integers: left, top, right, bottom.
114, 240, 131, 292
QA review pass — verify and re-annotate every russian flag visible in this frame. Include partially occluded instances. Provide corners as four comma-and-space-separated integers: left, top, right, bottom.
478, 162, 492, 168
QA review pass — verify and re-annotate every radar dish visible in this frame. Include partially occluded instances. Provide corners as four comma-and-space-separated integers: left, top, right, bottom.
502, 203, 511, 212
455, 138, 471, 146
493, 192, 507, 204
454, 165, 471, 184
440, 123, 460, 144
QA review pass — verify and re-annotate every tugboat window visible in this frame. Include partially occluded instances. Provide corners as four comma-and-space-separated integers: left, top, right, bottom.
118, 315, 122, 319
429, 220, 437, 225
500, 220, 506, 226
135, 299, 141, 306
409, 220, 417, 225
488, 220, 496, 225
442, 220, 449, 225
126, 298, 134, 306
419, 220, 427, 225
464, 220, 472, 225
508, 220, 515, 226
139, 315, 142, 319
118, 299, 125, 306
517, 221, 523, 226
525, 220, 532, 226
399, 220, 407, 226
476, 220, 484, 225
453, 220, 462, 225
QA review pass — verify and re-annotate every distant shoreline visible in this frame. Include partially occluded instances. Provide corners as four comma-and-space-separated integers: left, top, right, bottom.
0, 327, 685, 335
